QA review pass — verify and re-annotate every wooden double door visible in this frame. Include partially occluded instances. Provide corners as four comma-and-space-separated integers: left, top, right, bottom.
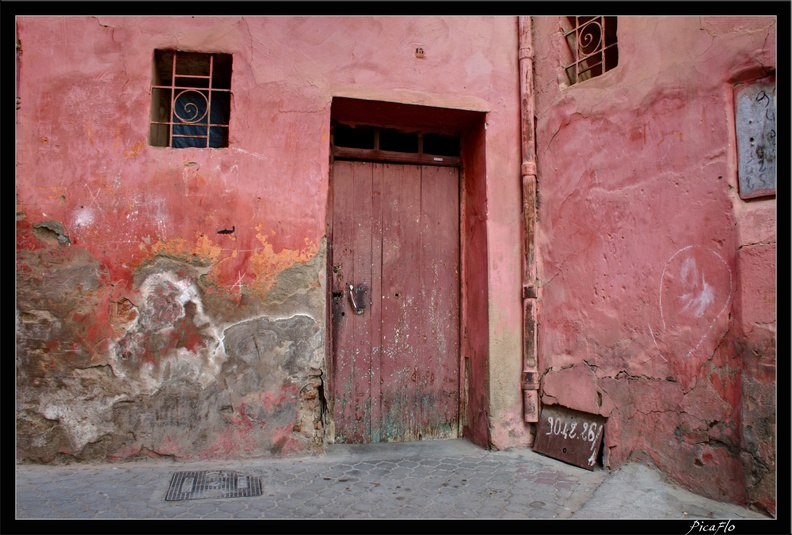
331, 160, 460, 443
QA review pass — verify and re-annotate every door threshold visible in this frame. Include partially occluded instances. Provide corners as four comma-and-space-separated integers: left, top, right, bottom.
323, 438, 483, 461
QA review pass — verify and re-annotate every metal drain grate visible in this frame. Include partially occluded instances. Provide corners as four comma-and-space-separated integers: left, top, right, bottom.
165, 470, 263, 501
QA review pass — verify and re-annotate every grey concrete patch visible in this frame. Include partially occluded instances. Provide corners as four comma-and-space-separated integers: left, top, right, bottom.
570, 461, 771, 520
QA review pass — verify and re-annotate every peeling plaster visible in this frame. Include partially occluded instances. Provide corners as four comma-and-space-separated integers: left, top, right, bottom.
41, 394, 128, 452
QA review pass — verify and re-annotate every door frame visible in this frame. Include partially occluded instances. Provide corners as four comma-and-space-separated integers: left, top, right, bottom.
325, 97, 491, 448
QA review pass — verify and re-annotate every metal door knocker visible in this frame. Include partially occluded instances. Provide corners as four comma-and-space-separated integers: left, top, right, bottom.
348, 284, 366, 315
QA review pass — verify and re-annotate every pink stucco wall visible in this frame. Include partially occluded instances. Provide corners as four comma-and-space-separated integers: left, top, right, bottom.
15, 14, 776, 515
15, 16, 525, 462
532, 16, 776, 514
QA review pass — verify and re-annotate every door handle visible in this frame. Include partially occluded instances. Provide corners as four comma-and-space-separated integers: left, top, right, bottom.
348, 284, 366, 315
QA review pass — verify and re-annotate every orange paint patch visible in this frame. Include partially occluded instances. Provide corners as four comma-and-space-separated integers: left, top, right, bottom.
149, 232, 223, 264
34, 185, 69, 202
124, 141, 146, 159
84, 123, 95, 145
145, 231, 318, 299
246, 235, 319, 297
204, 234, 318, 297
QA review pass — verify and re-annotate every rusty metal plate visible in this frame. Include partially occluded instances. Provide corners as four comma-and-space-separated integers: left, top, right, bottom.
165, 470, 262, 501
532, 405, 606, 470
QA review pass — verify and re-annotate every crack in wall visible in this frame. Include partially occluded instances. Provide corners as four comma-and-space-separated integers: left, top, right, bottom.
542, 112, 581, 154
707, 323, 733, 362
600, 370, 665, 382
694, 28, 716, 60
543, 243, 591, 288
238, 17, 259, 86
76, 364, 117, 377
705, 437, 743, 457
92, 17, 110, 29
761, 23, 775, 65
632, 407, 678, 417
738, 240, 776, 249
540, 363, 574, 381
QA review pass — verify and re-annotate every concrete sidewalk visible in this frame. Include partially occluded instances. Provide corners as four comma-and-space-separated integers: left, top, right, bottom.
14, 438, 772, 524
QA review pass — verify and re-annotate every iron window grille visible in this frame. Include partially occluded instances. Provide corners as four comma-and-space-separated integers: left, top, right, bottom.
563, 16, 618, 85
331, 122, 462, 166
149, 50, 232, 148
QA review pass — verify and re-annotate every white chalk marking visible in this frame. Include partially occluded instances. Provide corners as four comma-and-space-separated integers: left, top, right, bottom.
85, 183, 102, 208
647, 323, 668, 362
230, 271, 245, 293
656, 245, 733, 359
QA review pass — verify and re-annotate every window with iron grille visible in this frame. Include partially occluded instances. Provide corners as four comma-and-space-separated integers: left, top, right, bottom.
149, 50, 232, 148
563, 17, 618, 85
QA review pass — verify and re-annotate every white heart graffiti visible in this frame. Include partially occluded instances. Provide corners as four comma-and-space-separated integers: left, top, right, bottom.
650, 245, 733, 362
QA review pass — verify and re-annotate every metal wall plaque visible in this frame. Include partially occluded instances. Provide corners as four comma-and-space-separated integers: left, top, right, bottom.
532, 405, 606, 470
735, 77, 776, 199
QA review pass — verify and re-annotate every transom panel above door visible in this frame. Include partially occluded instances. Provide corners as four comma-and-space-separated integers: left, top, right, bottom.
331, 160, 460, 443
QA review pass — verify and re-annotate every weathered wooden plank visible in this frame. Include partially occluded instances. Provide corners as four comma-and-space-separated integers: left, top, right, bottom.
333, 146, 462, 168
380, 163, 423, 441
369, 164, 384, 440
331, 160, 356, 442
350, 162, 374, 439
419, 165, 460, 437
331, 161, 372, 443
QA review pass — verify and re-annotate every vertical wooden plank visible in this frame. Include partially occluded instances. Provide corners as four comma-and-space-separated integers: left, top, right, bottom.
351, 162, 374, 440
419, 165, 460, 438
380, 163, 423, 441
331, 161, 374, 443
379, 162, 402, 441
402, 164, 425, 441
369, 164, 384, 441
331, 160, 357, 442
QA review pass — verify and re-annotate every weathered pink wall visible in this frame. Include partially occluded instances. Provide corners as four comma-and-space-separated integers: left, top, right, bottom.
532, 16, 776, 514
16, 14, 775, 514
15, 17, 525, 462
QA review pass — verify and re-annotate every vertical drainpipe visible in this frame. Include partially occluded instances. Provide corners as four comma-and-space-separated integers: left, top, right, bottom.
518, 16, 540, 426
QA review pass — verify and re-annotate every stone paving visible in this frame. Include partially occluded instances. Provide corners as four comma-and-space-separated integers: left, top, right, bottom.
14, 438, 774, 523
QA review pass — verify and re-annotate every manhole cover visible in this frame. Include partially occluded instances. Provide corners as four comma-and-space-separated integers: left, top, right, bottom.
165, 470, 263, 501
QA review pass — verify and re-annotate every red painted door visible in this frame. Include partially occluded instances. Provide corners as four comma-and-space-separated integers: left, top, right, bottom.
331, 161, 460, 443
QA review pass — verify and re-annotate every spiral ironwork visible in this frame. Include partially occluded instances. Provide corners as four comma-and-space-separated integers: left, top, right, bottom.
173, 89, 209, 124
577, 20, 603, 57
